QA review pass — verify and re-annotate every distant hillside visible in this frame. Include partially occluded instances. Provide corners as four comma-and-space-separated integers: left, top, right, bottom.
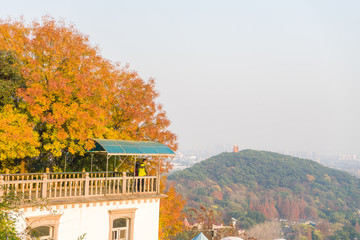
169, 150, 360, 229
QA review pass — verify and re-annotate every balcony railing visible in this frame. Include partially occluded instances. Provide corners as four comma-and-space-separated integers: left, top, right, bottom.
0, 172, 158, 200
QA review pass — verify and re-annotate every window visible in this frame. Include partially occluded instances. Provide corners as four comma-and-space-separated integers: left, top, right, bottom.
112, 218, 129, 240
29, 225, 54, 240
109, 208, 137, 240
25, 214, 62, 240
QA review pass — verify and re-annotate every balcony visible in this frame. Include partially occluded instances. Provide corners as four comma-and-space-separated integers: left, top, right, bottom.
0, 139, 175, 205
0, 171, 159, 203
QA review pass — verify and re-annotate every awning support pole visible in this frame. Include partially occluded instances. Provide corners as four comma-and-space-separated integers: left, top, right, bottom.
90, 154, 94, 172
132, 156, 137, 194
113, 156, 116, 171
157, 157, 161, 194
105, 154, 110, 196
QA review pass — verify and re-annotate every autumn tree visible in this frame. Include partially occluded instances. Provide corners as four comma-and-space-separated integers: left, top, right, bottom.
0, 15, 182, 240
299, 194, 307, 219
159, 177, 186, 240
0, 50, 25, 107
290, 199, 300, 221
355, 221, 360, 233
0, 51, 40, 170
268, 199, 279, 219
250, 198, 279, 220
317, 220, 331, 236
0, 105, 40, 169
0, 16, 177, 171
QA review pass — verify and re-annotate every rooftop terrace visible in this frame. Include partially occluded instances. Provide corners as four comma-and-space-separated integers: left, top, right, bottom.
0, 171, 159, 204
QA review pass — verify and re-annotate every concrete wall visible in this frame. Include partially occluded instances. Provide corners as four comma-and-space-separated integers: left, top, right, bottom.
16, 198, 160, 240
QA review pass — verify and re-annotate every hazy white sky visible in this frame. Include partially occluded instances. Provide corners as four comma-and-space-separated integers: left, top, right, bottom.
1, 0, 360, 154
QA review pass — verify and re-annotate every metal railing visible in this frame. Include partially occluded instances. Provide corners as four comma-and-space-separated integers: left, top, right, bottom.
0, 172, 158, 200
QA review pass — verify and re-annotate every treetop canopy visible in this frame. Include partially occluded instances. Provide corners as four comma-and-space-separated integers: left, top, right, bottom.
0, 16, 177, 171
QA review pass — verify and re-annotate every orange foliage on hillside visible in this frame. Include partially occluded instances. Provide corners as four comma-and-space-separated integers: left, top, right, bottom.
250, 195, 309, 221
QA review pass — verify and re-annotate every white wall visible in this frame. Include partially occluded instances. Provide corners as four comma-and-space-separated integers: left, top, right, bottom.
16, 198, 160, 240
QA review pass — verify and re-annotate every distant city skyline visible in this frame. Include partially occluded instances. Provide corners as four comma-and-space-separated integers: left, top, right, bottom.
178, 143, 360, 157
1, 0, 360, 155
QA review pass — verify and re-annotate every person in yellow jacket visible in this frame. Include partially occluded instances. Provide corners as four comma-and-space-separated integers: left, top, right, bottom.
137, 159, 148, 176
136, 158, 147, 192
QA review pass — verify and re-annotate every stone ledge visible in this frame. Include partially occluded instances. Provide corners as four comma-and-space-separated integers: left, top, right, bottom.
19, 193, 167, 208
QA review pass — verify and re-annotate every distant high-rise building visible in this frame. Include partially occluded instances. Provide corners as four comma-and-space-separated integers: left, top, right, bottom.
233, 145, 239, 153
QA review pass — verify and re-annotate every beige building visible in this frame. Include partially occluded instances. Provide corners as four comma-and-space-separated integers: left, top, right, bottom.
0, 139, 175, 240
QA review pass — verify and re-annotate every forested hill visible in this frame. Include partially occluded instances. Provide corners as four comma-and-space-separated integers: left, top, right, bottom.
169, 150, 360, 228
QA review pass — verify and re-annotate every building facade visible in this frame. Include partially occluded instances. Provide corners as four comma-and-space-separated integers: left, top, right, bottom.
1, 171, 163, 240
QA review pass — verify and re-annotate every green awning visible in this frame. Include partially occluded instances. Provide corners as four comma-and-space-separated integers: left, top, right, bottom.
88, 139, 175, 156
